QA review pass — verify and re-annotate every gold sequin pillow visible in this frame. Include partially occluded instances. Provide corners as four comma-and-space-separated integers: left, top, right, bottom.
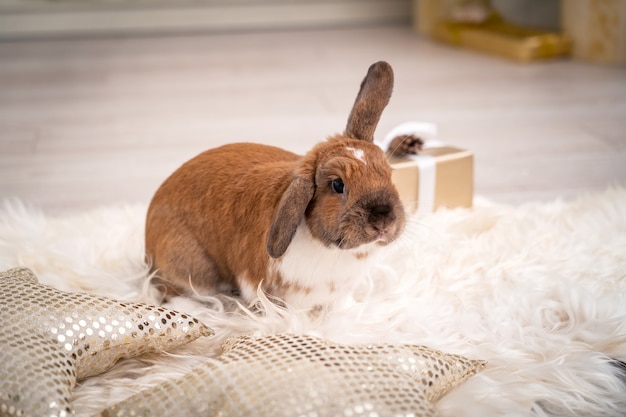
102, 333, 486, 416
0, 267, 213, 417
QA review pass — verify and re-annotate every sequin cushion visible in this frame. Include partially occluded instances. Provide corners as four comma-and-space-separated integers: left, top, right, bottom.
102, 333, 486, 417
0, 267, 213, 417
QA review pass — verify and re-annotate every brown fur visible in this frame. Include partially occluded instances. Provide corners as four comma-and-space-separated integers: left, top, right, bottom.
145, 144, 291, 294
387, 134, 424, 157
345, 61, 394, 142
145, 61, 406, 301
302, 136, 402, 250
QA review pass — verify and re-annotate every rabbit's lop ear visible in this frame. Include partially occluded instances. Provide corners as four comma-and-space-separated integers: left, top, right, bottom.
267, 176, 315, 258
345, 61, 394, 143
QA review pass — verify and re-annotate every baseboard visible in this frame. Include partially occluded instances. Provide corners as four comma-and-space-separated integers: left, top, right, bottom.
0, 0, 411, 39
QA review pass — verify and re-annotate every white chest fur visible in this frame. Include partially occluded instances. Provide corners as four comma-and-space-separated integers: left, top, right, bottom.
269, 222, 384, 309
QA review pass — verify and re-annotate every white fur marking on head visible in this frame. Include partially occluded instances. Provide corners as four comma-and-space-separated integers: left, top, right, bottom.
346, 147, 366, 165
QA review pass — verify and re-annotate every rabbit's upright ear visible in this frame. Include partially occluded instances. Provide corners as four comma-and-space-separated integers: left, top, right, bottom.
267, 176, 315, 258
345, 61, 394, 143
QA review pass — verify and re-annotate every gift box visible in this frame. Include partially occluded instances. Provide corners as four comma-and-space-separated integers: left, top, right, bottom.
389, 146, 474, 215
381, 122, 474, 215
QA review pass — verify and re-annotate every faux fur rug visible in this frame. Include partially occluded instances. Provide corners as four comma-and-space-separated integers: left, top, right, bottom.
1, 188, 625, 417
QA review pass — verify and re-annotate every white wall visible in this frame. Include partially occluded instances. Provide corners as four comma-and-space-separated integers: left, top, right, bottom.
0, 0, 412, 39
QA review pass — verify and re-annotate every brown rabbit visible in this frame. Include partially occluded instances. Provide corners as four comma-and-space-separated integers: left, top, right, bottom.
145, 61, 406, 310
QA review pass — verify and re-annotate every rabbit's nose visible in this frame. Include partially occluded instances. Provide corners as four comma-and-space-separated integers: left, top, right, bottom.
368, 204, 396, 228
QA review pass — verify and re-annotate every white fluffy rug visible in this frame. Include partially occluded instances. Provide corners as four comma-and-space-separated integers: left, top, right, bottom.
1, 188, 626, 417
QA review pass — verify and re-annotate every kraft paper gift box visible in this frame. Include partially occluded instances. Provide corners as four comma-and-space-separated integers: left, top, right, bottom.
388, 147, 474, 215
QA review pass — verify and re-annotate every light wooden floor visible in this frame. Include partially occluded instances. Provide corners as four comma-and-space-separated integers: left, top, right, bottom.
1, 24, 625, 215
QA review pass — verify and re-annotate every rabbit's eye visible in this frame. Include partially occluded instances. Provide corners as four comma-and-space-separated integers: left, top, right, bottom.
332, 178, 345, 194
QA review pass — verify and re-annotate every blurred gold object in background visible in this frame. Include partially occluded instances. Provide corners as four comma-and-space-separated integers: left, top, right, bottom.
431, 15, 572, 62
415, 0, 625, 65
